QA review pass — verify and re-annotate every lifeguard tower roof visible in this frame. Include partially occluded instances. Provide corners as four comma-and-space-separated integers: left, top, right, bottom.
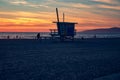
53, 22, 77, 24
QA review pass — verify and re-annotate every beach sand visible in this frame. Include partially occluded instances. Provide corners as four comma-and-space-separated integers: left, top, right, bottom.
0, 38, 120, 80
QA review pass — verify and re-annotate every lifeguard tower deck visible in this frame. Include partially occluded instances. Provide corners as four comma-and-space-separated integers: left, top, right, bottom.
50, 8, 77, 41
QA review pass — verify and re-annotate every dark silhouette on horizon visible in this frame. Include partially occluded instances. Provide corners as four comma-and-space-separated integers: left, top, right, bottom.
37, 33, 41, 39
7, 35, 10, 39
80, 27, 120, 34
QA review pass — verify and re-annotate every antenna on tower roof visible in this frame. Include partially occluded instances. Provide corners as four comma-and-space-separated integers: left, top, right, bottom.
56, 8, 59, 22
63, 13, 65, 22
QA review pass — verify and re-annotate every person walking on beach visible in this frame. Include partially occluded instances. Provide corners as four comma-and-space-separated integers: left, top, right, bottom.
37, 33, 40, 39
94, 34, 96, 38
7, 35, 10, 39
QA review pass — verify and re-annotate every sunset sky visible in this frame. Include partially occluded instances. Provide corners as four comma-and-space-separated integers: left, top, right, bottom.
0, 0, 120, 32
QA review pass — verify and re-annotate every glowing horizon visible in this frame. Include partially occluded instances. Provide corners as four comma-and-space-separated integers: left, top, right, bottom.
0, 0, 120, 32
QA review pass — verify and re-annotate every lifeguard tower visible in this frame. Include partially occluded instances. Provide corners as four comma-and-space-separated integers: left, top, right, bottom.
50, 8, 77, 41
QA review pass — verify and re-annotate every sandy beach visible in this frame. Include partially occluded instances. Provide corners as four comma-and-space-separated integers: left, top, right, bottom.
0, 38, 120, 80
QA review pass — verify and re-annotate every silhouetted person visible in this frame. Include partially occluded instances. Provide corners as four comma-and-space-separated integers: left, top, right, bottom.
37, 33, 40, 39
7, 35, 10, 39
81, 37, 84, 40
94, 35, 96, 38
16, 35, 18, 39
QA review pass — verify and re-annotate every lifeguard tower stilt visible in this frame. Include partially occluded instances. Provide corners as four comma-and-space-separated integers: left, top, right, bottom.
50, 8, 77, 41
